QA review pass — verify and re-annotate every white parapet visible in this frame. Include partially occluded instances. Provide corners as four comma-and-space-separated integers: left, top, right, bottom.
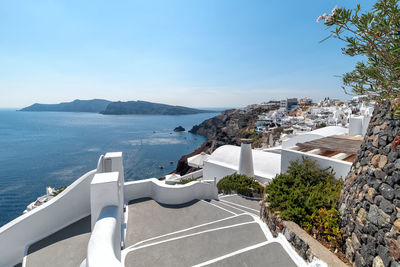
104, 152, 125, 224
90, 172, 121, 231
86, 206, 122, 267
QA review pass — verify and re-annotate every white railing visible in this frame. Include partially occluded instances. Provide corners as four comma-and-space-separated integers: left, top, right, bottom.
86, 206, 121, 267
0, 169, 97, 267
124, 178, 218, 205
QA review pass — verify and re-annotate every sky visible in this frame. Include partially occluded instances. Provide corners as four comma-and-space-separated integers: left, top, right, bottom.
0, 0, 376, 108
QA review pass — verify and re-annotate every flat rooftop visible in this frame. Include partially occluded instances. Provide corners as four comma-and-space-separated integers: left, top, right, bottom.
294, 135, 363, 163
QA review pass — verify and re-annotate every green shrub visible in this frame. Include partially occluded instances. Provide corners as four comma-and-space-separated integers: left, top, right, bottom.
177, 178, 198, 184
304, 208, 342, 248
264, 157, 343, 248
217, 173, 263, 197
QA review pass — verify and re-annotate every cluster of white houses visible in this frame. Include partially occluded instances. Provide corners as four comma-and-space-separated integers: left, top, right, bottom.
253, 96, 374, 137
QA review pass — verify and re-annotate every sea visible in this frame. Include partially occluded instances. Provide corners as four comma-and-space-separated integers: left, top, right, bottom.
0, 109, 219, 227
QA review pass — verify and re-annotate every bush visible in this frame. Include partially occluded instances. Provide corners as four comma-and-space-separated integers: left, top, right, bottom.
177, 178, 198, 184
217, 173, 263, 197
264, 157, 343, 248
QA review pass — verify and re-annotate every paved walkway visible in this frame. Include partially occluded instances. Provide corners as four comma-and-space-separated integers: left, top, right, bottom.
25, 216, 91, 267
123, 196, 298, 267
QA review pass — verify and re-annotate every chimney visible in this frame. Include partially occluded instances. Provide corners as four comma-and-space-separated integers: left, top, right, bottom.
238, 139, 254, 177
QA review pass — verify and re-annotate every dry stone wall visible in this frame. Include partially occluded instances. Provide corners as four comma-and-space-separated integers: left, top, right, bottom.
339, 101, 400, 267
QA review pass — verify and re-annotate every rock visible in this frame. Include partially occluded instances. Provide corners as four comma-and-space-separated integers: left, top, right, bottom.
375, 169, 387, 180
395, 188, 400, 199
352, 232, 361, 250
395, 159, 400, 169
388, 151, 398, 162
366, 188, 377, 203
394, 219, 400, 234
380, 183, 395, 200
368, 205, 391, 227
377, 245, 392, 267
389, 239, 400, 260
372, 256, 385, 267
372, 154, 388, 169
373, 135, 380, 147
380, 198, 393, 214
173, 126, 185, 132
354, 251, 365, 266
357, 208, 368, 224
345, 238, 355, 261
375, 195, 384, 205
368, 205, 379, 225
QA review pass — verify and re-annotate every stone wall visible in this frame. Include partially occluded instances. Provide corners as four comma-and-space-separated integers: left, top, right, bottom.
260, 203, 314, 262
339, 101, 400, 267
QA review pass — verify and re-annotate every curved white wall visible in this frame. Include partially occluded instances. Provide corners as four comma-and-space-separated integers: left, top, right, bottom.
124, 178, 217, 205
86, 206, 121, 267
0, 169, 97, 267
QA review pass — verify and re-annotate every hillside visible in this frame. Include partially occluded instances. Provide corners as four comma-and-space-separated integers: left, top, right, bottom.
101, 101, 213, 115
175, 107, 281, 175
20, 99, 111, 113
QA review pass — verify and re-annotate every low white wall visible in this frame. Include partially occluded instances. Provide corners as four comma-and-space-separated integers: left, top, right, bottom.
281, 149, 352, 179
86, 206, 121, 267
0, 169, 97, 267
124, 178, 218, 204
203, 161, 236, 184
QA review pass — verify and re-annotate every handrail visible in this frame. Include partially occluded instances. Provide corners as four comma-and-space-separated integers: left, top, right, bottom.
87, 206, 122, 267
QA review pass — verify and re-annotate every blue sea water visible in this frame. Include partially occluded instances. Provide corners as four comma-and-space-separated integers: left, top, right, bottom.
0, 109, 218, 226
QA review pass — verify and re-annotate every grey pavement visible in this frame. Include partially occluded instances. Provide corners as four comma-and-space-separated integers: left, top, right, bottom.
125, 198, 232, 247
220, 195, 261, 213
125, 223, 267, 267
26, 216, 91, 267
203, 242, 298, 267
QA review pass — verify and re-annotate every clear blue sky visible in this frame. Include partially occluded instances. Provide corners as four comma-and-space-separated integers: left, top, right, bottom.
0, 0, 375, 108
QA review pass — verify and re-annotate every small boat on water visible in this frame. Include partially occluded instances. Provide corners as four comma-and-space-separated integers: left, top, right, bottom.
159, 166, 164, 169
169, 161, 174, 164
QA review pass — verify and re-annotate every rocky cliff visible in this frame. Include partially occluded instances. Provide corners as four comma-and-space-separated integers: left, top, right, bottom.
339, 101, 400, 267
175, 107, 278, 175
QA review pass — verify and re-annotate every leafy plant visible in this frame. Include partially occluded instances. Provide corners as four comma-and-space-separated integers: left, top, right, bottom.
217, 173, 263, 197
318, 0, 400, 103
177, 178, 198, 184
52, 186, 67, 196
265, 157, 343, 248
304, 208, 342, 248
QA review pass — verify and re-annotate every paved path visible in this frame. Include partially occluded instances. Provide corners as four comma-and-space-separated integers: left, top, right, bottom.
25, 216, 91, 267
123, 196, 298, 267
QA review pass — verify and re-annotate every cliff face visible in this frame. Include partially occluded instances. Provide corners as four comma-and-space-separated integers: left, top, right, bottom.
175, 107, 273, 175
339, 101, 400, 267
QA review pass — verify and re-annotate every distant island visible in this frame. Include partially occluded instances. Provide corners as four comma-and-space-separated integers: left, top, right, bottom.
101, 101, 213, 115
20, 99, 111, 113
20, 99, 215, 115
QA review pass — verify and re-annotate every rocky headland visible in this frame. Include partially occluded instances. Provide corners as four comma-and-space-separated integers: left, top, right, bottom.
175, 107, 281, 175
